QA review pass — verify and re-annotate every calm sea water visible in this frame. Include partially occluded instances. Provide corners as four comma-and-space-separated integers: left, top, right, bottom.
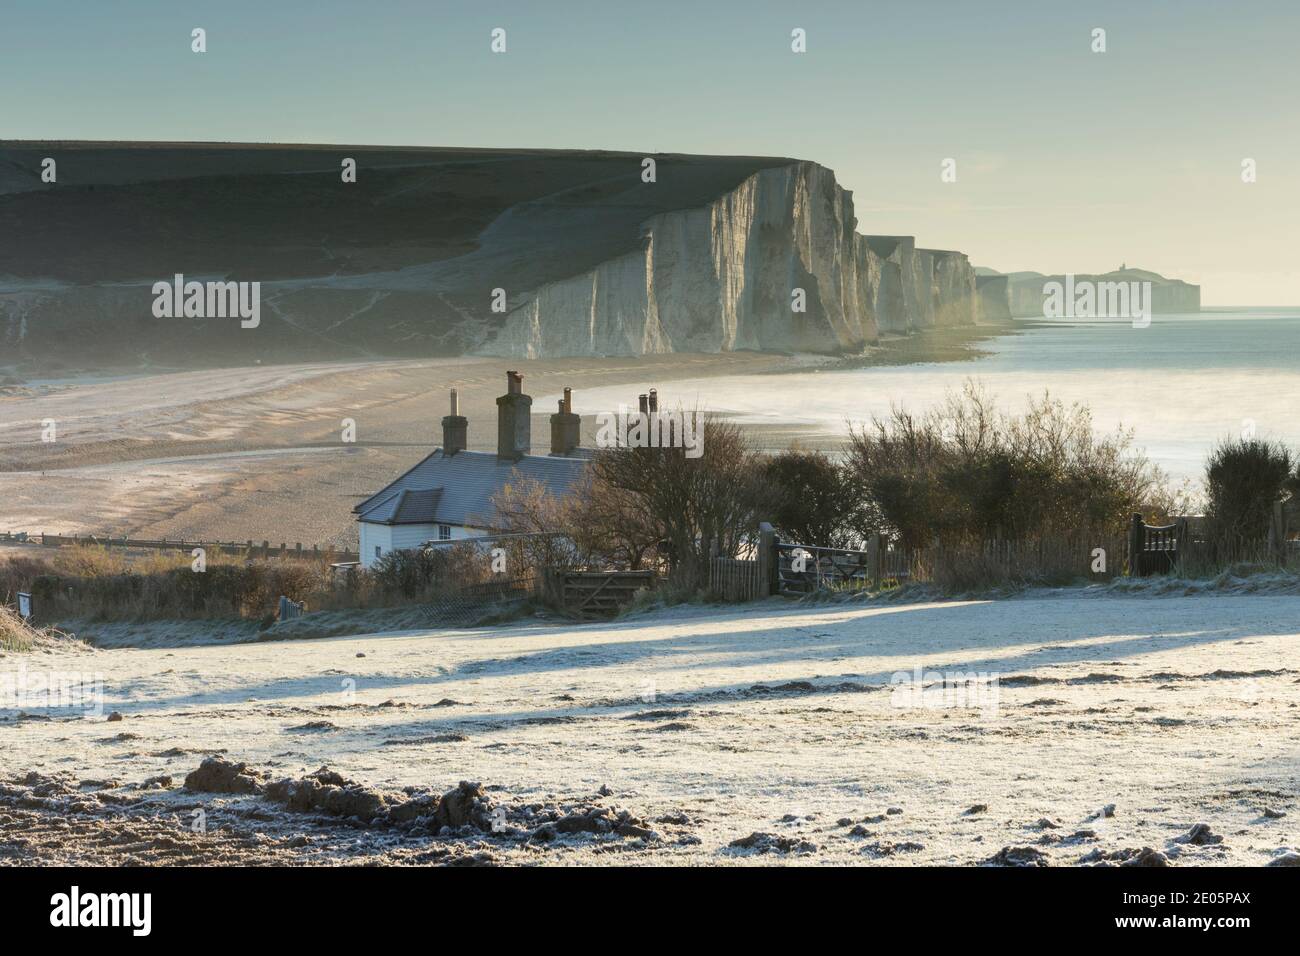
564, 309, 1300, 483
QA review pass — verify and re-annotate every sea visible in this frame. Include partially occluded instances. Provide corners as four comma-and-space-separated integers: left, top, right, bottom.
561, 309, 1300, 485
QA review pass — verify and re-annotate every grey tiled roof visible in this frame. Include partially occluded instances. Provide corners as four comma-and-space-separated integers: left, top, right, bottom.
355, 450, 588, 528
357, 487, 445, 525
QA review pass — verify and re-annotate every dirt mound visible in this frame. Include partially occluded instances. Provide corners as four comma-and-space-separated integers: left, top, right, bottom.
263, 767, 395, 821
861, 840, 924, 858
984, 845, 1050, 867
1078, 846, 1169, 867
1176, 823, 1224, 846
181, 760, 669, 846
728, 831, 818, 855
183, 757, 266, 795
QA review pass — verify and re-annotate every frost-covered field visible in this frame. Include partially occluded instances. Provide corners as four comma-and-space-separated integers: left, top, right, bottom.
3, 593, 1299, 866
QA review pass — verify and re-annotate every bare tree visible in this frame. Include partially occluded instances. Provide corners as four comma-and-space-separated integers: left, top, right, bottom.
589, 416, 775, 586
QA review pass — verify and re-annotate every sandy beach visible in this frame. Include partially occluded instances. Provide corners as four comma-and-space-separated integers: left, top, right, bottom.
0, 351, 815, 547
0, 327, 1008, 548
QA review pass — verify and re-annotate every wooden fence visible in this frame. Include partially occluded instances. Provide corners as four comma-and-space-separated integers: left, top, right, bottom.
709, 509, 1300, 604
2, 531, 358, 564
709, 557, 765, 602
1128, 508, 1296, 575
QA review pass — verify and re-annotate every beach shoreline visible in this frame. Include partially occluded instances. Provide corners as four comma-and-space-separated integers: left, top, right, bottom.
0, 324, 1016, 546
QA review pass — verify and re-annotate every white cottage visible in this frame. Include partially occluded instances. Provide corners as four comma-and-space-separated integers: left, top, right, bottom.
354, 371, 588, 567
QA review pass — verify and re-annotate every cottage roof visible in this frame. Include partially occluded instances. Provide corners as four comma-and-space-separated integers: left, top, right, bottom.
354, 450, 587, 528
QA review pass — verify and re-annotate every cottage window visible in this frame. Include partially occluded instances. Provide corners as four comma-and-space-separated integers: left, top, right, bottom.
439, 525, 452, 540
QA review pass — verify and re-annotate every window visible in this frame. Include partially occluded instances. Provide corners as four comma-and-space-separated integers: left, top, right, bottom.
374, 546, 381, 558
438, 525, 452, 540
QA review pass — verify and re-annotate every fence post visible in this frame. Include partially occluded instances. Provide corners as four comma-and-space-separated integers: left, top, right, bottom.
1268, 501, 1287, 566
1173, 517, 1189, 574
868, 533, 882, 591
757, 522, 776, 596
1127, 513, 1144, 577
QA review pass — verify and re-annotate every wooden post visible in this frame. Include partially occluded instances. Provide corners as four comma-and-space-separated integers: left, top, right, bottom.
868, 533, 882, 591
1268, 501, 1287, 566
757, 522, 775, 596
1128, 512, 1144, 577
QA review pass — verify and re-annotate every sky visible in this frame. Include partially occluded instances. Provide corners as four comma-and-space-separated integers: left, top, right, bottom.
3, 0, 1298, 304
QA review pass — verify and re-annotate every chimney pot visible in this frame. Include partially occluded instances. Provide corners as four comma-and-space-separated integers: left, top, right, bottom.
442, 386, 468, 455
648, 388, 658, 413
550, 386, 581, 456
498, 372, 531, 460
638, 393, 649, 415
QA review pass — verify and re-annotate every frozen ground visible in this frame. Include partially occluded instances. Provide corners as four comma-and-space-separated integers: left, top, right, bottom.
2, 593, 1299, 866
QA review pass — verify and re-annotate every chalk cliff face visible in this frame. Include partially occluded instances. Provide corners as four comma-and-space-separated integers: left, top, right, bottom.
0, 143, 995, 368
483, 162, 982, 358
976, 275, 1013, 323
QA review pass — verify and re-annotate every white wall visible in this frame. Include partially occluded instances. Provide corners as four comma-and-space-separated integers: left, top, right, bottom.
358, 522, 481, 567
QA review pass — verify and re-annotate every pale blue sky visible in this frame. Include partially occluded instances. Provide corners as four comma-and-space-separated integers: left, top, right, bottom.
4, 0, 1298, 303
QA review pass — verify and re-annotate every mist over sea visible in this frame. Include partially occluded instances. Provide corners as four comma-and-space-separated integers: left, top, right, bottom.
562, 309, 1300, 485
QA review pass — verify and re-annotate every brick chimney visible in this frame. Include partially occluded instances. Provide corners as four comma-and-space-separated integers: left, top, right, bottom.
496, 370, 531, 461
550, 386, 581, 456
441, 388, 467, 455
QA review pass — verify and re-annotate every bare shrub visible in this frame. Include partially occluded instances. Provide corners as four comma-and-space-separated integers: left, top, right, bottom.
368, 542, 494, 600
586, 417, 776, 588
844, 380, 1170, 547
492, 415, 775, 590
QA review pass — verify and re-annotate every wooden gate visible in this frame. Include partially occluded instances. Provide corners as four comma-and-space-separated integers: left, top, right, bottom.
774, 538, 911, 595
546, 570, 656, 617
1128, 513, 1187, 576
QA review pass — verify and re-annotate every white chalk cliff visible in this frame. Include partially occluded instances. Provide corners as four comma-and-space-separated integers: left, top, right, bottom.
482, 162, 985, 358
